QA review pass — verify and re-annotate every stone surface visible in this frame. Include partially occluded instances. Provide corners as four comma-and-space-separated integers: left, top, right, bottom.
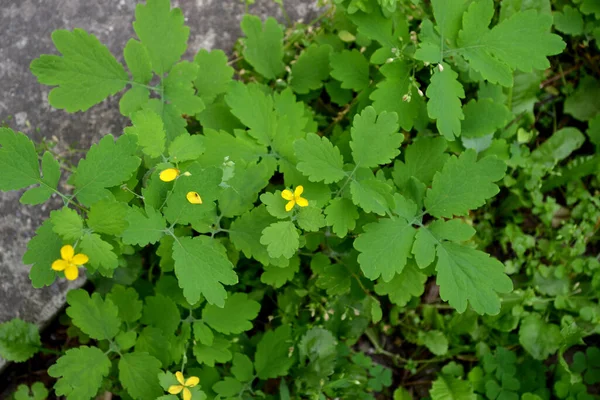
0, 0, 319, 372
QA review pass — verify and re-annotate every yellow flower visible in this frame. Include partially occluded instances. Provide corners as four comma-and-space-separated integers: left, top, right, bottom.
186, 191, 203, 204
51, 245, 88, 281
168, 371, 200, 400
160, 168, 180, 182
281, 185, 308, 212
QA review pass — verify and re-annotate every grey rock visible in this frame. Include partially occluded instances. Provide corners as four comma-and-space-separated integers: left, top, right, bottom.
0, 0, 319, 372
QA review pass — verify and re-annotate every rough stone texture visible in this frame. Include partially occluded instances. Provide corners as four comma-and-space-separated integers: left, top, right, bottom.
0, 0, 319, 371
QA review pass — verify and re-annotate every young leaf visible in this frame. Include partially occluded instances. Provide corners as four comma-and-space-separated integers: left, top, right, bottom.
351, 106, 403, 168
241, 15, 284, 79
0, 129, 60, 205
294, 133, 346, 184
133, 0, 189, 74
13, 382, 48, 400
122, 206, 166, 246
172, 236, 238, 307
107, 285, 143, 324
48, 347, 111, 400
425, 150, 506, 218
87, 199, 129, 236
30, 29, 127, 112
80, 233, 118, 272
194, 49, 234, 104
123, 39, 153, 84
71, 134, 140, 207
66, 289, 121, 340
324, 197, 359, 238
355, 217, 417, 282
290, 44, 332, 94
124, 109, 166, 158
260, 191, 292, 220
119, 352, 164, 400
374, 262, 427, 307
436, 242, 513, 314
23, 219, 62, 288
203, 293, 261, 334
330, 49, 370, 91
0, 319, 41, 362
260, 221, 300, 259
255, 325, 295, 379
426, 63, 465, 140
50, 208, 84, 241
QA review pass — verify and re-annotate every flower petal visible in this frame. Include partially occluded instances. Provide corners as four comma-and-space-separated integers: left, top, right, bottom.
296, 197, 309, 207
185, 376, 200, 387
72, 253, 89, 265
294, 185, 304, 197
186, 191, 203, 204
51, 259, 68, 271
281, 189, 294, 201
168, 385, 184, 395
159, 168, 180, 182
183, 387, 192, 400
64, 265, 79, 281
285, 200, 295, 212
60, 245, 74, 261
175, 371, 185, 385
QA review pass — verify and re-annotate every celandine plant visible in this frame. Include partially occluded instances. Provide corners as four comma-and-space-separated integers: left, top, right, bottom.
1, 0, 600, 398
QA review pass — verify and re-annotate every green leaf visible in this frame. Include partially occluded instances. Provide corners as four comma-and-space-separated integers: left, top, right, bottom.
30, 29, 127, 112
431, 0, 470, 46
461, 99, 511, 138
374, 262, 427, 307
426, 64, 465, 140
193, 336, 232, 366
213, 378, 244, 397
141, 294, 180, 335
80, 233, 118, 272
314, 258, 352, 296
71, 134, 140, 207
324, 197, 359, 238
419, 330, 449, 356
122, 206, 166, 246
133, 0, 189, 74
13, 382, 48, 400
194, 49, 234, 104
430, 375, 476, 400
119, 86, 150, 117
0, 319, 40, 362
255, 325, 295, 379
351, 106, 403, 168
350, 176, 395, 216
203, 293, 260, 334
564, 76, 600, 121
66, 289, 121, 340
355, 217, 417, 282
261, 257, 300, 288
172, 236, 238, 306
87, 199, 129, 236
294, 132, 346, 184
425, 150, 506, 218
588, 114, 600, 147
0, 129, 60, 204
23, 219, 62, 288
119, 352, 163, 400
50, 208, 84, 241
554, 6, 584, 35
193, 321, 214, 346
241, 15, 284, 79
107, 285, 143, 323
232, 353, 254, 382
229, 206, 289, 267
168, 134, 205, 163
581, 0, 600, 17
260, 191, 291, 219
436, 242, 513, 314
393, 136, 449, 188
298, 327, 338, 376
135, 327, 171, 367
458, 0, 565, 86
48, 347, 111, 400
290, 44, 332, 94
219, 160, 275, 218
123, 39, 152, 84
330, 49, 370, 91
225, 81, 277, 146
530, 127, 586, 166
163, 61, 205, 115
519, 315, 562, 360
260, 221, 300, 259
124, 109, 166, 158
296, 206, 327, 232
